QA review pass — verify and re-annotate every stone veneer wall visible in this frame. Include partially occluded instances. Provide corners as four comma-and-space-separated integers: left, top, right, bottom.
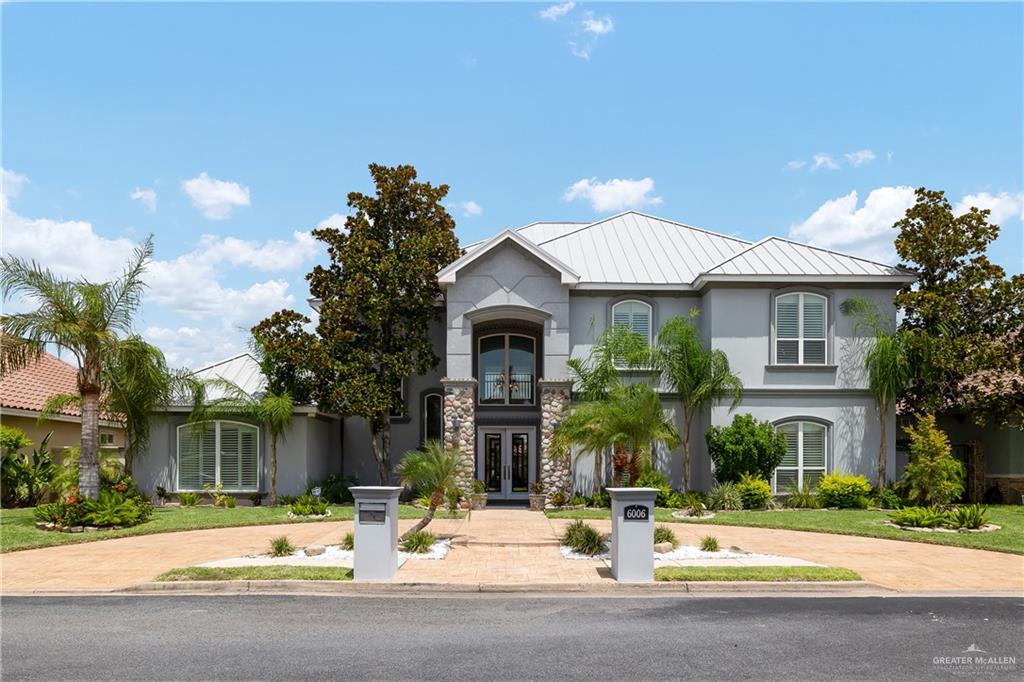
539, 380, 572, 503
442, 379, 477, 490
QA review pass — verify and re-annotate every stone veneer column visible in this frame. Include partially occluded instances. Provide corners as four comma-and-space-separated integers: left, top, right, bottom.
539, 379, 573, 503
442, 378, 477, 490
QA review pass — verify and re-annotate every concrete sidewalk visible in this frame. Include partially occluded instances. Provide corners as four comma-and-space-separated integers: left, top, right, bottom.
2, 508, 1021, 593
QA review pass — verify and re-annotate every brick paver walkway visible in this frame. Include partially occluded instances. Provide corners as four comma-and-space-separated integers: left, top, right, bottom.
2, 509, 1021, 593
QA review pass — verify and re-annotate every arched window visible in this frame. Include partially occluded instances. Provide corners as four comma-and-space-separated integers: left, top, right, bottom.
423, 392, 443, 444
177, 421, 259, 492
774, 420, 828, 493
611, 299, 653, 343
775, 292, 827, 364
478, 334, 536, 405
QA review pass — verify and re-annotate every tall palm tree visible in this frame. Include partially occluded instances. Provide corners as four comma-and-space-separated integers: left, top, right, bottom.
396, 440, 467, 537
554, 381, 680, 486
655, 312, 743, 489
1, 237, 153, 499
841, 297, 912, 485
189, 378, 294, 506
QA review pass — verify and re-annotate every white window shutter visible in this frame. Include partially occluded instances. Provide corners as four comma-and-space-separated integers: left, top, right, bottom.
219, 424, 241, 489
240, 426, 259, 489
201, 425, 217, 488
178, 427, 202, 490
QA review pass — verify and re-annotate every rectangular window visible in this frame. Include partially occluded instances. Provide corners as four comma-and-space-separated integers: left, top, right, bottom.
177, 421, 259, 492
775, 293, 827, 365
99, 433, 115, 446
774, 421, 827, 493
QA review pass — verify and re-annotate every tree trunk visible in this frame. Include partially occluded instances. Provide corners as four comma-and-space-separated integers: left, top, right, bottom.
681, 408, 693, 491
79, 389, 101, 499
123, 446, 134, 478
370, 422, 392, 485
593, 448, 603, 494
403, 500, 438, 538
270, 431, 279, 506
611, 443, 629, 486
878, 401, 888, 487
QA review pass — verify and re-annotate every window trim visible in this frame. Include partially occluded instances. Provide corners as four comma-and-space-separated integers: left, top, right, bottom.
772, 418, 830, 493
610, 298, 654, 345
772, 290, 830, 365
476, 332, 537, 406
421, 390, 444, 445
176, 420, 261, 493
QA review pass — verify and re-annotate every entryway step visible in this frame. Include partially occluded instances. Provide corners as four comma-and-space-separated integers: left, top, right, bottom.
454, 539, 560, 548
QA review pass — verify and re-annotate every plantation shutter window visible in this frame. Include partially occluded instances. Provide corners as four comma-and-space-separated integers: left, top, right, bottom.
773, 421, 828, 493
176, 421, 259, 492
611, 300, 652, 343
775, 292, 827, 365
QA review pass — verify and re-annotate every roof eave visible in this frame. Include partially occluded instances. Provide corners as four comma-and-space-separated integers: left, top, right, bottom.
437, 229, 580, 288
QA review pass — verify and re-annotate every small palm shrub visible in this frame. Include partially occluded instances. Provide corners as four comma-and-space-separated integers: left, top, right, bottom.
945, 504, 990, 530
401, 530, 436, 554
561, 520, 606, 555
654, 525, 679, 548
706, 481, 743, 511
290, 494, 329, 516
900, 415, 964, 507
341, 531, 355, 551
700, 535, 720, 552
818, 472, 872, 509
736, 473, 772, 510
178, 492, 201, 506
85, 490, 143, 527
269, 535, 294, 557
887, 506, 946, 528
783, 484, 821, 509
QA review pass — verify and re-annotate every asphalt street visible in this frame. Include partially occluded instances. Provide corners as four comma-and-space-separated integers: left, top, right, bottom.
2, 595, 1021, 681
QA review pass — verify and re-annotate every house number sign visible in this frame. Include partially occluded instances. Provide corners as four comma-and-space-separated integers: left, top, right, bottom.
623, 504, 649, 521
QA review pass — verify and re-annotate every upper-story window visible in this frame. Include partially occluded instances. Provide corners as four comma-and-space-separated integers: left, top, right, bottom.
775, 292, 827, 364
611, 300, 652, 344
478, 334, 535, 405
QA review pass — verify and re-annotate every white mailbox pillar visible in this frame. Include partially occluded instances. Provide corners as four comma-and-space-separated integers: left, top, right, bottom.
350, 486, 402, 581
607, 487, 658, 583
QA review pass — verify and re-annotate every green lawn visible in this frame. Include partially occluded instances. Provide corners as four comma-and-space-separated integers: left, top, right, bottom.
655, 566, 862, 582
0, 504, 427, 553
548, 505, 1024, 555
157, 566, 353, 581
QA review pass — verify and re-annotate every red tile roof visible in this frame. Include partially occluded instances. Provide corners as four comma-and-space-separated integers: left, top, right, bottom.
0, 352, 82, 416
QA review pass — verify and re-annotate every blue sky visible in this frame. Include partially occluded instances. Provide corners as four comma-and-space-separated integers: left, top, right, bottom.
3, 2, 1021, 368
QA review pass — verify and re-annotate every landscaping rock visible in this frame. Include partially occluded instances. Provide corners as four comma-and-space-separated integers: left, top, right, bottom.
654, 542, 674, 554
303, 544, 326, 557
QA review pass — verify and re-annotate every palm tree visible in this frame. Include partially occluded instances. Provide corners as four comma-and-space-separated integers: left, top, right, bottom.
841, 297, 912, 485
189, 378, 294, 506
395, 440, 467, 537
1, 237, 153, 499
655, 312, 743, 489
42, 336, 193, 476
554, 381, 680, 487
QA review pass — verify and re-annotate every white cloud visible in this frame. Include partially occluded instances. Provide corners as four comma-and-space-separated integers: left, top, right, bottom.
844, 149, 876, 167
581, 13, 614, 35
316, 213, 347, 230
789, 186, 917, 263
540, 1, 574, 21
195, 231, 318, 272
563, 177, 663, 213
810, 153, 840, 171
449, 200, 483, 218
143, 324, 244, 369
569, 42, 593, 60
786, 160, 807, 171
2, 168, 28, 205
130, 187, 157, 212
955, 191, 1024, 224
181, 172, 250, 220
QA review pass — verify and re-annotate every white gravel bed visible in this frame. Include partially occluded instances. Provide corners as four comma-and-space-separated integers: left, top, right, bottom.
561, 544, 786, 562
198, 539, 451, 568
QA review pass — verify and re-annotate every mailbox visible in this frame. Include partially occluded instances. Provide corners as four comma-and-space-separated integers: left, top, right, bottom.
607, 487, 658, 583
349, 486, 402, 581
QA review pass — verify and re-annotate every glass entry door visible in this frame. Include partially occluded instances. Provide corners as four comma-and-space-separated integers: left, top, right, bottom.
477, 428, 535, 500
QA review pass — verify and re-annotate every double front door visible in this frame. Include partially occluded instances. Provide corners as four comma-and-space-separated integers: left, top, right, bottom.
477, 427, 536, 500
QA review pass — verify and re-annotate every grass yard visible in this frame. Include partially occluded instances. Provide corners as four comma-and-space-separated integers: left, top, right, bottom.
157, 566, 353, 581
0, 504, 427, 553
548, 505, 1024, 555
655, 566, 862, 582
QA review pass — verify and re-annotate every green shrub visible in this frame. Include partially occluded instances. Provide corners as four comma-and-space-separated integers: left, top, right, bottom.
782, 484, 822, 509
900, 414, 964, 507
570, 493, 587, 506
472, 479, 486, 494
277, 495, 297, 506
706, 481, 744, 511
178, 492, 201, 507
306, 474, 358, 504
82, 490, 143, 527
680, 491, 706, 516
736, 473, 772, 510
945, 504, 990, 530
401, 530, 436, 554
33, 502, 61, 523
549, 490, 568, 507
1, 428, 56, 508
587, 489, 610, 508
156, 486, 172, 503
872, 485, 904, 510
341, 531, 355, 551
561, 520, 607, 555
817, 472, 872, 509
290, 494, 329, 516
269, 535, 294, 557
530, 481, 545, 495
705, 414, 787, 484
888, 506, 946, 528
654, 526, 679, 548
415, 493, 432, 508
223, 496, 237, 509
445, 486, 463, 516
248, 493, 263, 506
635, 468, 672, 507
699, 535, 720, 552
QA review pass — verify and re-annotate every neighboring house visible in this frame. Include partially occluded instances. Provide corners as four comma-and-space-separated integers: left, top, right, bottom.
133, 354, 342, 499
137, 211, 924, 501
0, 351, 125, 459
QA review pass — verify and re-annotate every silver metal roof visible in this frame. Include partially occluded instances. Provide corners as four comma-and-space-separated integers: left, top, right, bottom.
462, 221, 587, 252
192, 353, 266, 399
702, 237, 909, 278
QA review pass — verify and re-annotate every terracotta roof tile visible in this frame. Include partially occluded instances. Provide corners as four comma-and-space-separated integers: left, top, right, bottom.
0, 352, 81, 416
